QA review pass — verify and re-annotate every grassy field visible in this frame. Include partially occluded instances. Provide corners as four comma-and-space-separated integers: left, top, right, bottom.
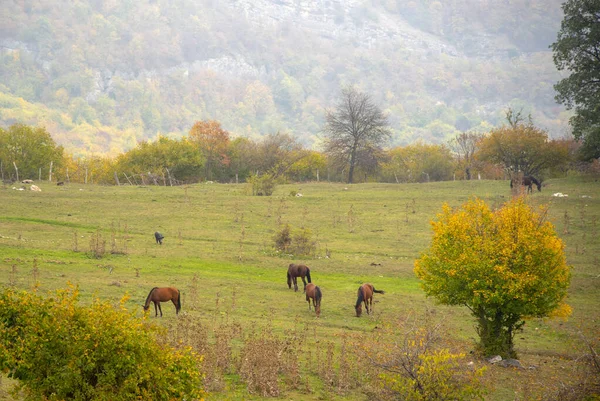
1, 177, 599, 400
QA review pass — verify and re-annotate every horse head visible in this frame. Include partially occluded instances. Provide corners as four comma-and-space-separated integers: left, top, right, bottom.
355, 304, 362, 317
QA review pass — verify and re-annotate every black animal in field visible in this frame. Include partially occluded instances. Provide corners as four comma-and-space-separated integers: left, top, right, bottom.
154, 231, 164, 245
510, 176, 541, 194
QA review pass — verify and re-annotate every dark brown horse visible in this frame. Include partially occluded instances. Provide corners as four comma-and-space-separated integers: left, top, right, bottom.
355, 283, 385, 317
143, 287, 181, 317
510, 176, 541, 193
305, 283, 322, 317
154, 231, 164, 245
287, 263, 312, 292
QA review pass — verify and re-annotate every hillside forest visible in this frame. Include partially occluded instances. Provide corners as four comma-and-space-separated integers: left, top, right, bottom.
0, 0, 571, 156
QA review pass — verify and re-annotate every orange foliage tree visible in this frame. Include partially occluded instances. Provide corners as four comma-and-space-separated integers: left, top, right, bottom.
414, 197, 571, 358
476, 112, 570, 178
188, 120, 231, 181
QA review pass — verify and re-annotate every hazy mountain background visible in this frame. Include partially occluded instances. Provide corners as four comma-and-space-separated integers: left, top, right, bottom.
0, 0, 569, 156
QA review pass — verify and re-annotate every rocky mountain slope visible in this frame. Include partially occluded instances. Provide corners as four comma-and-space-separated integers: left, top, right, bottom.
0, 0, 568, 155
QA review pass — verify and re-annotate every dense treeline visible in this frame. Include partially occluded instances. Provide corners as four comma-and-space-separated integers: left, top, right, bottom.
0, 118, 591, 188
0, 0, 569, 154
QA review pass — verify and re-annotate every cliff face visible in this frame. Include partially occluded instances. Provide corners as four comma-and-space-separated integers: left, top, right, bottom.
226, 0, 459, 54
0, 0, 567, 154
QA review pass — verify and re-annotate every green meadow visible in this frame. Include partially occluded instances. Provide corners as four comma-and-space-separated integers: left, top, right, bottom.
1, 177, 599, 400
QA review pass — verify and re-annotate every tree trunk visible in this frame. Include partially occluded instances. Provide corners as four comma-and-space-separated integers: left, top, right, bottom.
348, 147, 357, 184
165, 168, 173, 186
474, 307, 517, 358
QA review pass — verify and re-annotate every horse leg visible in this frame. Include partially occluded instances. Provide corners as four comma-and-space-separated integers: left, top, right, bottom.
301, 276, 307, 293
158, 302, 163, 317
153, 301, 159, 317
293, 277, 298, 292
306, 294, 311, 310
172, 299, 178, 314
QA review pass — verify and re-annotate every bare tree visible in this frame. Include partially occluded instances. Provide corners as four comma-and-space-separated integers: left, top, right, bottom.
449, 132, 482, 180
322, 87, 391, 183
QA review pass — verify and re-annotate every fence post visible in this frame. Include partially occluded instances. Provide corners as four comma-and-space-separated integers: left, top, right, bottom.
13, 162, 18, 182
49, 161, 53, 182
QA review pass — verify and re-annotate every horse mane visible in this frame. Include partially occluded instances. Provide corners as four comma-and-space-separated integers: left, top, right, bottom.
306, 267, 312, 283
355, 286, 364, 308
315, 286, 322, 304
144, 287, 158, 306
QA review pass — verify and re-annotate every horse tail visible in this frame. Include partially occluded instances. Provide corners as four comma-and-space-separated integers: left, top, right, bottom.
306, 267, 312, 283
355, 286, 364, 309
287, 271, 292, 288
144, 287, 158, 307
176, 289, 182, 313
315, 286, 322, 305
373, 287, 385, 294
510, 179, 513, 189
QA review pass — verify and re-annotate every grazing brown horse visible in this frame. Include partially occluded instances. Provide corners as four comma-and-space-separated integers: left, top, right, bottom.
510, 176, 541, 193
355, 283, 385, 317
305, 283, 322, 317
287, 263, 312, 292
143, 287, 181, 317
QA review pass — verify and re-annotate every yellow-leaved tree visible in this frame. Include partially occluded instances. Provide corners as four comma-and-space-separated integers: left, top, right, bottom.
188, 120, 231, 181
414, 197, 571, 358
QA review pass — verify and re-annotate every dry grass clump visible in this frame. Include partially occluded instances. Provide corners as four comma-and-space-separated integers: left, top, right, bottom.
239, 327, 284, 396
543, 332, 600, 401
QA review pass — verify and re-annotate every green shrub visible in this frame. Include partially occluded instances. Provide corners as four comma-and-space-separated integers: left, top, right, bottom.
292, 227, 316, 256
273, 224, 292, 252
248, 173, 276, 196
273, 225, 316, 257
0, 286, 205, 401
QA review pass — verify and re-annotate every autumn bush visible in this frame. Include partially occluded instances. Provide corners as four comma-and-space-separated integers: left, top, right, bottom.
0, 286, 205, 401
415, 196, 572, 358
356, 312, 487, 401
